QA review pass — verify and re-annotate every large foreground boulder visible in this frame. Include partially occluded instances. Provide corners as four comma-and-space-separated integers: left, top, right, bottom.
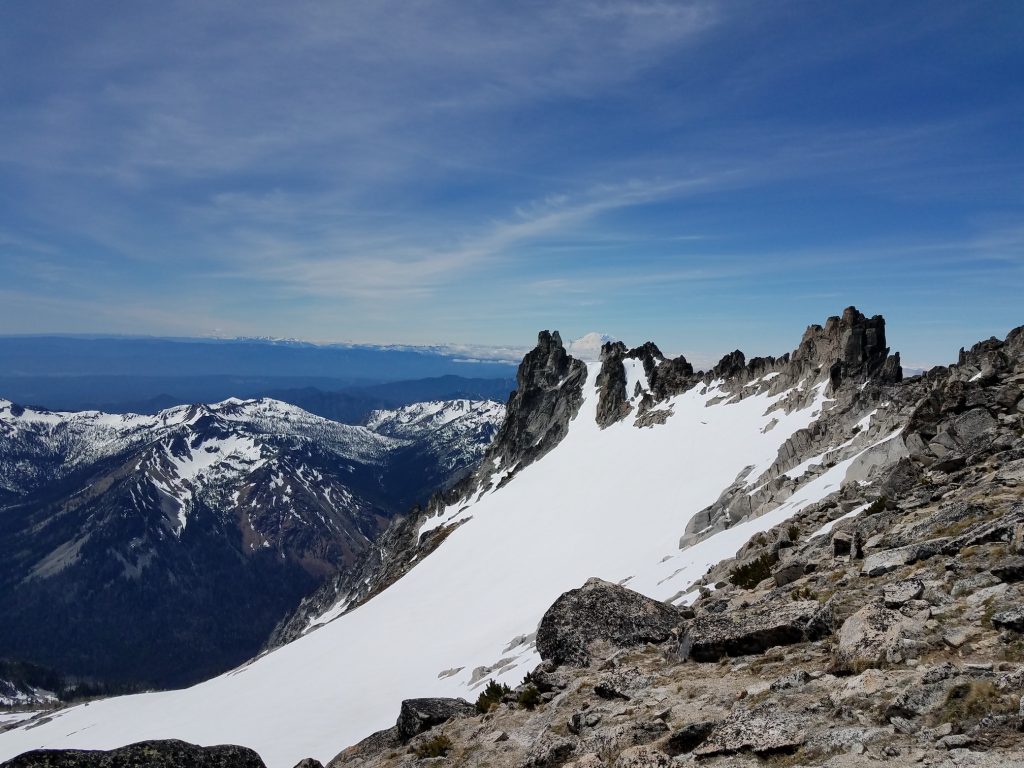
396, 698, 476, 742
835, 599, 926, 667
0, 740, 266, 768
677, 600, 832, 662
536, 578, 683, 667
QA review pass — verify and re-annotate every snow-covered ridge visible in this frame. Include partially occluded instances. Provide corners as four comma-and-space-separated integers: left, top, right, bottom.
0, 355, 904, 767
0, 397, 402, 480
0, 392, 510, 690
366, 399, 505, 438
1, 394, 505, 545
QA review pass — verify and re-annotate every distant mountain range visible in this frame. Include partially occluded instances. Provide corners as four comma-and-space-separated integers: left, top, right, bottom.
0, 396, 505, 689
0, 335, 519, 416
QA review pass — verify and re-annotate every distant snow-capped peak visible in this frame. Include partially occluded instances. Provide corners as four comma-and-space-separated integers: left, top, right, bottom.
567, 332, 617, 362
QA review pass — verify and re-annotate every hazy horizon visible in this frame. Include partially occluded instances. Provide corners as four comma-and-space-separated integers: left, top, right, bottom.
0, 312, 1001, 371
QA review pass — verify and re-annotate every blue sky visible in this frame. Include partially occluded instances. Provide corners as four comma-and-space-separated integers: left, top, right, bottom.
1, 1, 1021, 368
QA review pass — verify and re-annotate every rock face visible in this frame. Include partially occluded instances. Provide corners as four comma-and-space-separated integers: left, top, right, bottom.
711, 350, 746, 380
594, 342, 632, 429
612, 745, 670, 767
694, 705, 806, 756
0, 740, 266, 768
677, 599, 832, 662
992, 608, 1024, 632
536, 578, 682, 667
836, 599, 928, 668
645, 354, 694, 402
395, 698, 476, 742
991, 556, 1024, 583
882, 578, 924, 607
788, 306, 901, 392
486, 330, 587, 475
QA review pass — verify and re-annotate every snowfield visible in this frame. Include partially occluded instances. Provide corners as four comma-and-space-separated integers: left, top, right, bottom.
0, 365, 897, 767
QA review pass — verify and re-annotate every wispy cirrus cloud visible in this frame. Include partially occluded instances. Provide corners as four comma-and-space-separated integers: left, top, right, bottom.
0, 1, 1020, 365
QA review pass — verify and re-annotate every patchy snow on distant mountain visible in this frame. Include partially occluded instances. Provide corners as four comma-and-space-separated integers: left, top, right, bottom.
367, 399, 505, 438
367, 400, 505, 472
0, 395, 505, 689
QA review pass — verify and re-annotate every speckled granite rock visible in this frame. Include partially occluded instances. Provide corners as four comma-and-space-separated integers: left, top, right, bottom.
536, 578, 683, 667
0, 740, 266, 768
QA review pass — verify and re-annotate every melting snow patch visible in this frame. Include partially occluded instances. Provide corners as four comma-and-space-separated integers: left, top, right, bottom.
810, 503, 869, 539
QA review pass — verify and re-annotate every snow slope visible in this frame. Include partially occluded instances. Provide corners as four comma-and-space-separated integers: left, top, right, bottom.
0, 365, 898, 767
366, 399, 504, 439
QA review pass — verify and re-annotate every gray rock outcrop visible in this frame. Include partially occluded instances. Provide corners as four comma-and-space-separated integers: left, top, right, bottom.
536, 578, 682, 667
836, 599, 926, 668
487, 330, 587, 476
677, 599, 832, 662
693, 704, 806, 756
396, 698, 476, 742
594, 342, 632, 429
320, 317, 1024, 768
992, 608, 1024, 632
646, 354, 695, 402
882, 578, 924, 607
0, 740, 266, 768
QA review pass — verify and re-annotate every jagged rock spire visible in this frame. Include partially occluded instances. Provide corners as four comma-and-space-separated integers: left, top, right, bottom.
790, 306, 901, 391
485, 330, 587, 475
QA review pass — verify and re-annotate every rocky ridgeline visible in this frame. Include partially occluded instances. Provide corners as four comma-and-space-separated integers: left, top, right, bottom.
486, 330, 588, 480
594, 307, 902, 432
315, 320, 1024, 768
255, 314, 1024, 768
268, 308, 992, 655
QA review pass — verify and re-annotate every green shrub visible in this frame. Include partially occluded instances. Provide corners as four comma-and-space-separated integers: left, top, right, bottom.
729, 552, 778, 589
475, 679, 511, 713
791, 584, 816, 601
787, 524, 801, 542
517, 684, 542, 710
414, 734, 453, 758
937, 681, 1017, 724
